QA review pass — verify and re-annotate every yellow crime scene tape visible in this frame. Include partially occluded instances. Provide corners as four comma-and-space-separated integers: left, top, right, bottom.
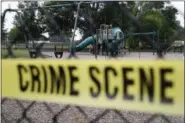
2, 59, 184, 116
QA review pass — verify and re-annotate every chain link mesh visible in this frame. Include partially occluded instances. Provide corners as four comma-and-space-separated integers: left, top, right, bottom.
1, 1, 184, 123
2, 98, 184, 123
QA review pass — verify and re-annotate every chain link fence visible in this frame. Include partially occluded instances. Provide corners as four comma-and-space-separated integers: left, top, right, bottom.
1, 1, 184, 123
2, 98, 184, 123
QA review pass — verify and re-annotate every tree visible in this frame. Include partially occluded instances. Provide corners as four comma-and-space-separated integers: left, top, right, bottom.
133, 2, 182, 44
1, 15, 8, 43
161, 6, 178, 29
8, 26, 25, 43
33, 1, 183, 48
13, 1, 43, 42
37, 1, 77, 38
148, 1, 165, 10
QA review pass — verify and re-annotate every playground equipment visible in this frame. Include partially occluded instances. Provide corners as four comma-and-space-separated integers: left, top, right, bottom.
74, 24, 159, 58
2, 2, 92, 58
2, 1, 162, 59
125, 31, 157, 53
165, 40, 184, 53
28, 41, 43, 58
74, 24, 124, 57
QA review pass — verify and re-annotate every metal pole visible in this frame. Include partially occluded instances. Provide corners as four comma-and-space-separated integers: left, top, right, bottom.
157, 30, 159, 42
153, 31, 155, 55
69, 1, 83, 58
139, 36, 141, 60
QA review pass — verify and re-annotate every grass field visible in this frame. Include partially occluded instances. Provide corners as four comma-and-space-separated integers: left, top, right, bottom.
1, 49, 50, 58
2, 49, 29, 58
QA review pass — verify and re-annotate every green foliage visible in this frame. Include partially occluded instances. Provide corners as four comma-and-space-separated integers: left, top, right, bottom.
161, 6, 178, 29
6, 1, 183, 50
10, 1, 43, 42
8, 26, 25, 43
38, 1, 76, 37
126, 36, 138, 49
1, 15, 8, 42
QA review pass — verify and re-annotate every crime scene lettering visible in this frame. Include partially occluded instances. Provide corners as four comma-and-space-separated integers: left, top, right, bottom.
17, 64, 174, 104
18, 65, 28, 92
160, 68, 173, 104
105, 67, 118, 99
42, 66, 47, 93
17, 64, 79, 96
139, 68, 154, 102
30, 65, 41, 92
68, 66, 79, 96
49, 65, 66, 94
89, 66, 101, 98
122, 67, 134, 101
89, 66, 174, 104
3, 59, 183, 116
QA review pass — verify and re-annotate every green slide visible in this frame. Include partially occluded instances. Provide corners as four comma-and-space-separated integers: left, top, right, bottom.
75, 27, 123, 52
75, 35, 97, 51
